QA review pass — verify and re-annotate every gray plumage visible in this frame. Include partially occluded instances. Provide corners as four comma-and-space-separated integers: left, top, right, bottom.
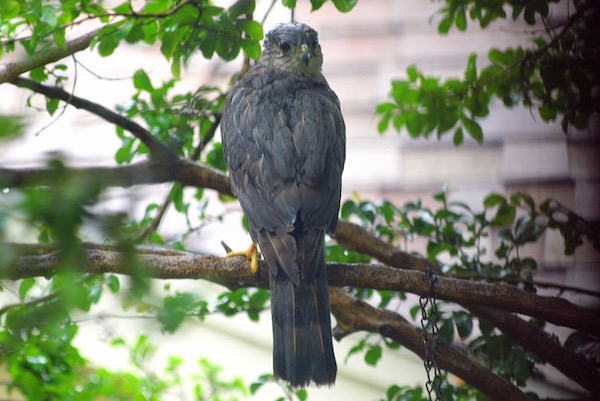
220, 22, 345, 387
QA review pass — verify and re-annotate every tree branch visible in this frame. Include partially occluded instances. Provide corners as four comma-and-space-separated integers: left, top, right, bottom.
6, 243, 597, 336
327, 262, 600, 336
0, 158, 232, 197
0, 28, 101, 85
330, 288, 532, 401
333, 221, 600, 397
12, 77, 177, 163
0, 161, 171, 188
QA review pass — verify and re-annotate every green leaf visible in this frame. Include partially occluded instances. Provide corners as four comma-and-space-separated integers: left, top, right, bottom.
465, 53, 477, 82
484, 193, 506, 208
438, 15, 454, 34
386, 385, 403, 400
143, 0, 171, 14
228, 0, 256, 18
439, 319, 455, 343
18, 278, 36, 300
250, 374, 272, 394
453, 311, 473, 339
493, 204, 516, 226
115, 138, 135, 164
405, 112, 423, 138
309, 0, 326, 11
453, 127, 463, 146
206, 142, 227, 171
432, 186, 446, 202
461, 115, 483, 143
199, 31, 217, 59
332, 0, 358, 12
0, 115, 27, 140
53, 28, 66, 49
241, 39, 261, 60
364, 344, 382, 366
282, 0, 297, 8
455, 8, 467, 31
97, 22, 133, 57
41, 6, 58, 27
238, 20, 263, 40
105, 275, 120, 293
46, 98, 60, 116
564, 331, 595, 351
538, 105, 556, 121
133, 69, 153, 91
406, 65, 419, 82
488, 48, 510, 66
2, 1, 21, 19
30, 67, 48, 82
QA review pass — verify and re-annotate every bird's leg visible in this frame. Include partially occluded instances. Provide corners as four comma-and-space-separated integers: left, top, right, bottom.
225, 243, 260, 272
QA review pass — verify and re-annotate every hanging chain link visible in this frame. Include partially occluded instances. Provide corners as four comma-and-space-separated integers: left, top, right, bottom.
419, 268, 444, 401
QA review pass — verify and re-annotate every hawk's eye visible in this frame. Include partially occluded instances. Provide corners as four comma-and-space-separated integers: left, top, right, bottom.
280, 41, 291, 53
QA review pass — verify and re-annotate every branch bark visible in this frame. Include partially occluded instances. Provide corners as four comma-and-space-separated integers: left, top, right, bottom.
0, 29, 101, 85
327, 262, 600, 336
0, 158, 231, 196
330, 288, 532, 401
334, 220, 600, 398
5, 243, 597, 336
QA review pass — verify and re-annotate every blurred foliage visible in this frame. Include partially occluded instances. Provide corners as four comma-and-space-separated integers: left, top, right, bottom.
0, 115, 27, 140
0, 0, 598, 400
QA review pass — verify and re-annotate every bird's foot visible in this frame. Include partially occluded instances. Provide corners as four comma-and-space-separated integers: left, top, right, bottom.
224, 243, 260, 273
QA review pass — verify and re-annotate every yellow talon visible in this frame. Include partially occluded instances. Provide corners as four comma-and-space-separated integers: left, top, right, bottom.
225, 243, 260, 273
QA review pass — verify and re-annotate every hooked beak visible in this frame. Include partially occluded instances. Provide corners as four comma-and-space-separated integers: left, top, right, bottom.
300, 44, 310, 66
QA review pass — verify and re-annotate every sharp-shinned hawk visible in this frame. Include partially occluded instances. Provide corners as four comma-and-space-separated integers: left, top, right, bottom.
220, 22, 346, 387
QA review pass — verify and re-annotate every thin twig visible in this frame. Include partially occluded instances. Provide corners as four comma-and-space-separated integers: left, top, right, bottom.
12, 77, 178, 163
261, 0, 278, 25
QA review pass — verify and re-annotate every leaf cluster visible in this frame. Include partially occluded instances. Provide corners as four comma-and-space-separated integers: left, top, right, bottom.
1, 0, 263, 80
377, 0, 599, 139
338, 187, 597, 396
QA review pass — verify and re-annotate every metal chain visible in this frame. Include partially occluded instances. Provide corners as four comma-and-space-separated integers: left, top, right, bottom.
419, 268, 444, 401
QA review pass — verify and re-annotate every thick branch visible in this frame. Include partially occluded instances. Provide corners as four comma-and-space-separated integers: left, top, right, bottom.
330, 288, 531, 401
328, 263, 600, 336
0, 161, 169, 188
0, 28, 100, 85
0, 159, 232, 196
5, 243, 596, 337
333, 221, 600, 397
3, 244, 267, 290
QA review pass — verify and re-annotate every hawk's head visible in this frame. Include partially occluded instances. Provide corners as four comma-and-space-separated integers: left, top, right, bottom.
261, 23, 323, 76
